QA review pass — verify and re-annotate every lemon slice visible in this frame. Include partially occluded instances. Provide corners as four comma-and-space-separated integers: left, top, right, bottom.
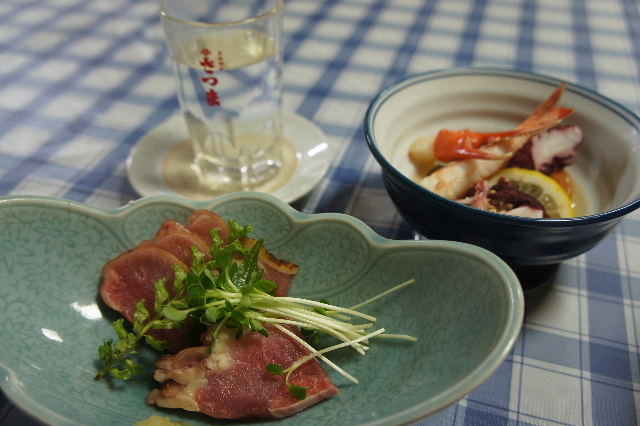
488, 168, 575, 218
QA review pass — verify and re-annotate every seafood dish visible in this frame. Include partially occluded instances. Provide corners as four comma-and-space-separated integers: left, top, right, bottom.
409, 83, 582, 218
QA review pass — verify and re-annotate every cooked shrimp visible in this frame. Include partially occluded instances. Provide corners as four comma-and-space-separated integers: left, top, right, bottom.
418, 83, 573, 199
419, 135, 529, 199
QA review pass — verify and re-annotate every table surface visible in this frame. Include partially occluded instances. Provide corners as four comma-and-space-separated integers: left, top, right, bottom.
2, 0, 640, 425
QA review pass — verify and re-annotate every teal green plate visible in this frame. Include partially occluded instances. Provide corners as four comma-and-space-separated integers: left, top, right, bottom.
0, 192, 523, 426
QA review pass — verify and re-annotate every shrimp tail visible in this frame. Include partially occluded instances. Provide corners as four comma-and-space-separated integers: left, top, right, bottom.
433, 82, 574, 163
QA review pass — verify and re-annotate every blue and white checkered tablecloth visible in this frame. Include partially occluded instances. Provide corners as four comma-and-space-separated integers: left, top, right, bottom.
2, 0, 640, 425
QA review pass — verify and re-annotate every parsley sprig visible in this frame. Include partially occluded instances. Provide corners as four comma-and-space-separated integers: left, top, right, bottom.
95, 220, 416, 399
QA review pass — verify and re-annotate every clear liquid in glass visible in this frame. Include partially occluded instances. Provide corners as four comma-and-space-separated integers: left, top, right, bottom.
172, 29, 283, 190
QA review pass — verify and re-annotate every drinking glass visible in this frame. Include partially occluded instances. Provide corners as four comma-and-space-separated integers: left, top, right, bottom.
160, 0, 284, 191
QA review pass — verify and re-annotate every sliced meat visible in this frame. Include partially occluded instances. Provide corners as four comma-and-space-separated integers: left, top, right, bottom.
146, 324, 339, 419
100, 211, 299, 352
186, 210, 231, 246
155, 219, 191, 238
240, 238, 300, 297
141, 220, 211, 265
100, 246, 198, 352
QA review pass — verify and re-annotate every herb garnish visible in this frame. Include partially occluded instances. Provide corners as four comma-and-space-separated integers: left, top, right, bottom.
95, 220, 416, 399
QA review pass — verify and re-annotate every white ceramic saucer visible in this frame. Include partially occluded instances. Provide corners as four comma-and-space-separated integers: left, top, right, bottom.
126, 111, 333, 203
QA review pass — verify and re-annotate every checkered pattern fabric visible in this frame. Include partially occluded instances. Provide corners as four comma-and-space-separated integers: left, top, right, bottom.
1, 0, 639, 425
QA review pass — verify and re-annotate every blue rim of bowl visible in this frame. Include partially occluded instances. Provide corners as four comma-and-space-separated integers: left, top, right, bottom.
364, 67, 640, 227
